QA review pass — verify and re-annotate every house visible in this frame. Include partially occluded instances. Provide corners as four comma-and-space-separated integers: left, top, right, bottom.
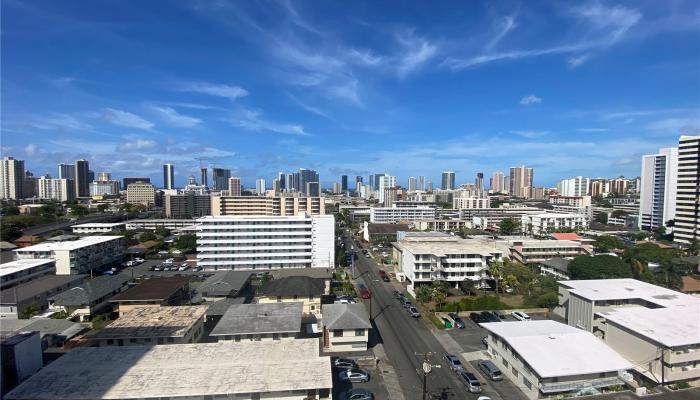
6, 339, 332, 400
0, 318, 87, 348
482, 320, 631, 399
680, 276, 700, 297
89, 306, 207, 347
49, 275, 131, 321
209, 302, 303, 341
195, 271, 252, 302
538, 258, 571, 280
258, 276, 326, 315
0, 274, 87, 319
270, 268, 334, 294
13, 236, 41, 248
321, 303, 371, 352
109, 276, 190, 316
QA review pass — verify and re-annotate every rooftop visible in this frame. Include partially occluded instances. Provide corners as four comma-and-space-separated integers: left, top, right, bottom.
560, 279, 700, 308
262, 276, 325, 297
6, 339, 331, 399
395, 237, 502, 257
0, 274, 87, 303
197, 271, 251, 299
50, 275, 130, 306
0, 259, 55, 278
90, 306, 208, 340
72, 222, 125, 228
680, 276, 700, 293
0, 318, 87, 341
110, 276, 190, 302
598, 305, 700, 348
210, 302, 303, 336
367, 223, 411, 235
271, 267, 333, 280
540, 258, 571, 273
481, 320, 632, 378
512, 239, 584, 248
14, 236, 123, 252
322, 303, 371, 330
551, 232, 583, 241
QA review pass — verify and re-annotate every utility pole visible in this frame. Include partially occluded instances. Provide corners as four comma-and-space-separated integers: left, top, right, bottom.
415, 352, 436, 400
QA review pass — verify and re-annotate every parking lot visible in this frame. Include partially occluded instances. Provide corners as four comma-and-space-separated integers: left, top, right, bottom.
331, 357, 390, 400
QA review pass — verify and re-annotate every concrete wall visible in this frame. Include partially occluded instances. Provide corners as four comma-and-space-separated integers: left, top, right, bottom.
327, 328, 368, 352
258, 296, 321, 316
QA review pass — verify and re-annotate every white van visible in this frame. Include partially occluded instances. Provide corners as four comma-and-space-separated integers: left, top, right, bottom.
511, 311, 531, 321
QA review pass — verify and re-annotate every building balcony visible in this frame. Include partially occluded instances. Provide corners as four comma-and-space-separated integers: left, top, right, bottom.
539, 376, 623, 394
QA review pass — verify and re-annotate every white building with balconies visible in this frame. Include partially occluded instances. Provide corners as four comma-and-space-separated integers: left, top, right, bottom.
369, 206, 435, 223
521, 213, 588, 236
13, 236, 124, 275
196, 213, 334, 271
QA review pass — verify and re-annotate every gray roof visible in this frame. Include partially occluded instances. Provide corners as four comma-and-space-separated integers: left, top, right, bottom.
322, 304, 371, 330
50, 275, 130, 306
0, 275, 87, 304
367, 223, 410, 235
210, 302, 303, 336
0, 241, 18, 250
198, 271, 251, 298
205, 297, 247, 317
271, 268, 333, 280
262, 276, 325, 297
0, 318, 87, 340
540, 258, 571, 273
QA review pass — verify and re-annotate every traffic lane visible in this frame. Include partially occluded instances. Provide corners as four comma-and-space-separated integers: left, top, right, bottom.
352, 250, 470, 400
469, 360, 528, 400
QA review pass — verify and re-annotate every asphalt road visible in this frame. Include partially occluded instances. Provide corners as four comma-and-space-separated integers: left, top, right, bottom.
344, 235, 473, 400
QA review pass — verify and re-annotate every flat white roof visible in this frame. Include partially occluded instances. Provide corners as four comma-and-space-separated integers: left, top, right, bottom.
513, 239, 584, 248
597, 305, 700, 347
197, 214, 332, 222
481, 320, 632, 378
0, 259, 55, 277
560, 279, 699, 308
13, 236, 123, 252
72, 222, 125, 228
6, 339, 332, 399
396, 238, 502, 257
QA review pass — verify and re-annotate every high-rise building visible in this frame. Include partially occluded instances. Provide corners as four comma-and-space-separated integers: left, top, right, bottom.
57, 163, 75, 180
0, 157, 25, 200
200, 167, 208, 187
355, 176, 363, 183
306, 182, 320, 197
165, 192, 211, 218
373, 173, 385, 191
299, 169, 319, 196
126, 182, 156, 206
163, 163, 175, 190
123, 177, 150, 189
333, 182, 341, 194
341, 175, 348, 192
383, 187, 398, 207
212, 168, 231, 191
441, 171, 455, 190
228, 177, 241, 196
589, 179, 607, 197
408, 177, 417, 192
639, 147, 678, 231
90, 180, 120, 196
74, 159, 90, 197
378, 175, 396, 204
88, 170, 95, 183
96, 172, 111, 182
286, 173, 296, 192
509, 166, 533, 198
256, 178, 266, 195
38, 177, 75, 202
426, 180, 433, 192
418, 176, 425, 191
490, 171, 505, 193
278, 172, 286, 190
557, 176, 590, 197
23, 171, 38, 198
273, 178, 281, 193
608, 178, 629, 196
475, 172, 484, 191
674, 135, 699, 244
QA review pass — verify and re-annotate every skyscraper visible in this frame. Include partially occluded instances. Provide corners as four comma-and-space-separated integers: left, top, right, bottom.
490, 171, 505, 193
286, 173, 296, 192
557, 176, 590, 197
163, 163, 175, 190
299, 168, 319, 195
58, 163, 75, 180
639, 147, 678, 230
418, 176, 425, 191
228, 177, 241, 196
256, 178, 266, 195
278, 172, 286, 190
408, 177, 417, 191
378, 175, 396, 203
373, 173, 385, 191
355, 176, 363, 183
441, 171, 455, 190
674, 135, 699, 244
96, 172, 111, 182
509, 166, 533, 198
0, 157, 25, 200
306, 182, 320, 197
74, 159, 90, 197
475, 172, 484, 191
212, 168, 231, 191
200, 167, 208, 187
341, 175, 348, 192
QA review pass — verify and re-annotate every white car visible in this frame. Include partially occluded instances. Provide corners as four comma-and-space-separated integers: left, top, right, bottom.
511, 311, 531, 321
134, 258, 144, 263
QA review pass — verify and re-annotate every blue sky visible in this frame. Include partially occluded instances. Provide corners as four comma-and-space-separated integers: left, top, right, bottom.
2, 0, 699, 188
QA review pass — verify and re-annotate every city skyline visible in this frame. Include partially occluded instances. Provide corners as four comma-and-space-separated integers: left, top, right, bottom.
2, 1, 699, 186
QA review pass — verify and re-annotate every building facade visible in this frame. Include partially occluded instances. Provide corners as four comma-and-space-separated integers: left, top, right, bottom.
639, 147, 678, 230
509, 166, 533, 198
165, 193, 211, 218
369, 206, 435, 223
37, 177, 75, 202
228, 176, 241, 196
521, 213, 587, 236
126, 182, 156, 206
212, 195, 325, 216
441, 171, 455, 190
0, 157, 25, 200
674, 135, 700, 244
74, 159, 90, 198
14, 236, 124, 275
0, 259, 56, 289
162, 163, 174, 190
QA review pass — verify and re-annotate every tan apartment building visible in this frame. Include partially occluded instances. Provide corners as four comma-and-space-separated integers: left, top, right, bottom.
211, 194, 325, 216
509, 239, 592, 264
125, 182, 155, 206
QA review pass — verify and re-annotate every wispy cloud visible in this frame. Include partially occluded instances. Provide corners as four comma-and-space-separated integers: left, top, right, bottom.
485, 15, 517, 51
179, 81, 248, 100
27, 113, 93, 131
147, 104, 201, 127
647, 118, 700, 134
117, 136, 158, 151
510, 130, 549, 138
576, 128, 609, 132
102, 108, 155, 130
395, 30, 439, 78
568, 53, 591, 68
287, 92, 331, 118
228, 108, 310, 136
520, 94, 542, 106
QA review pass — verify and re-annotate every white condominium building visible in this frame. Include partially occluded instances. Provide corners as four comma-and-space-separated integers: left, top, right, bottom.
394, 236, 502, 288
509, 239, 592, 264
521, 213, 587, 235
37, 177, 75, 202
196, 214, 335, 271
674, 135, 699, 244
377, 175, 396, 204
639, 147, 678, 230
556, 176, 590, 197
453, 194, 490, 209
369, 206, 435, 223
0, 156, 25, 200
14, 236, 125, 275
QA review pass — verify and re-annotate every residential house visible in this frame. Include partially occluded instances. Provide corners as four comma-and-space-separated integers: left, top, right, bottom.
258, 276, 326, 316
49, 275, 131, 321
321, 303, 372, 352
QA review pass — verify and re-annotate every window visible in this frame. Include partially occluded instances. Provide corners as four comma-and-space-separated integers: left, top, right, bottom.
502, 359, 508, 368
107, 339, 114, 345
355, 329, 365, 337
512, 366, 519, 377
273, 333, 280, 340
333, 330, 344, 337
167, 337, 174, 343
523, 377, 532, 389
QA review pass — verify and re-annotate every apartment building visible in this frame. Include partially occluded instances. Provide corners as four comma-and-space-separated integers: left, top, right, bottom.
549, 196, 593, 219
212, 195, 325, 216
0, 157, 25, 200
125, 182, 156, 206
165, 192, 212, 218
0, 275, 87, 319
125, 219, 197, 231
196, 214, 335, 271
71, 222, 126, 234
460, 207, 545, 229
557, 176, 590, 197
509, 166, 533, 198
521, 213, 587, 235
6, 339, 332, 400
0, 259, 56, 289
441, 171, 455, 190
413, 219, 472, 232
89, 180, 120, 196
639, 147, 678, 230
482, 320, 631, 400
369, 206, 435, 223
556, 279, 700, 383
14, 236, 124, 275
674, 135, 699, 244
453, 194, 490, 209
210, 302, 303, 341
37, 177, 75, 202
509, 239, 592, 264
393, 235, 502, 289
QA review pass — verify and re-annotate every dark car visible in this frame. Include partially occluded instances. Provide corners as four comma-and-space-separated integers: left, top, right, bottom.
408, 306, 420, 317
481, 311, 499, 322
378, 270, 390, 282
469, 313, 484, 324
341, 388, 373, 400
448, 312, 465, 329
358, 284, 371, 299
332, 358, 358, 369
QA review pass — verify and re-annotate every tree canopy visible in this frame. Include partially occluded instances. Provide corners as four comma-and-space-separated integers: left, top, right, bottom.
568, 255, 632, 280
592, 235, 625, 253
623, 243, 678, 265
499, 218, 520, 235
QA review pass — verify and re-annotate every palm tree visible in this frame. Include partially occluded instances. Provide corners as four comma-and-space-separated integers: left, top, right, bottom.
415, 285, 432, 305
431, 281, 448, 309
488, 260, 503, 295
503, 274, 520, 294
459, 278, 477, 296
655, 259, 687, 290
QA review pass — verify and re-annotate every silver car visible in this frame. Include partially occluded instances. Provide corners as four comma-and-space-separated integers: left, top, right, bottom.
341, 388, 373, 400
338, 368, 370, 383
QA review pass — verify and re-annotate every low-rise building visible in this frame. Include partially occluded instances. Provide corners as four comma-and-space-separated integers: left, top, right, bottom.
413, 219, 472, 233
109, 276, 191, 316
195, 271, 252, 302
125, 218, 198, 231
321, 303, 371, 352
0, 274, 87, 319
270, 268, 334, 294
0, 318, 87, 348
521, 213, 588, 236
362, 222, 411, 243
538, 258, 571, 280
49, 275, 131, 321
1, 331, 42, 397
482, 320, 632, 399
258, 276, 326, 316
0, 259, 56, 289
509, 239, 592, 264
556, 279, 700, 383
71, 222, 125, 235
369, 206, 435, 223
90, 305, 207, 346
210, 302, 303, 341
6, 339, 332, 400
13, 236, 124, 275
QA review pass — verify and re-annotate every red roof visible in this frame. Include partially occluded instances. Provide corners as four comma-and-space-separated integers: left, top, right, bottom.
551, 233, 582, 241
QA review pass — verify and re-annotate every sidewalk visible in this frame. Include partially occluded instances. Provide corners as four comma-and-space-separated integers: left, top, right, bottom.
373, 343, 407, 400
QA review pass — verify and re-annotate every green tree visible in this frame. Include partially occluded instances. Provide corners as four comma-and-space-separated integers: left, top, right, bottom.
687, 238, 700, 256
155, 227, 171, 237
593, 235, 625, 253
568, 255, 633, 280
624, 242, 678, 266
415, 285, 432, 304
594, 213, 608, 224
459, 278, 477, 296
19, 303, 40, 319
175, 234, 196, 251
610, 209, 628, 219
1, 204, 19, 215
139, 232, 157, 242
499, 218, 520, 235
503, 274, 520, 293
1, 222, 24, 241
655, 259, 688, 290
431, 281, 448, 309
69, 205, 89, 218
488, 260, 503, 294
536, 292, 559, 310
97, 204, 109, 213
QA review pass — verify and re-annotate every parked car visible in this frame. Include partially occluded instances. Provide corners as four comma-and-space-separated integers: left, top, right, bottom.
341, 389, 373, 400
392, 290, 401, 298
403, 300, 413, 309
511, 311, 531, 321
338, 368, 370, 383
494, 311, 506, 319
358, 285, 371, 299
378, 270, 390, 282
408, 306, 420, 318
178, 266, 189, 271
134, 258, 144, 263
335, 297, 357, 304
443, 353, 464, 373
476, 397, 492, 400
469, 313, 484, 324
332, 358, 357, 369
460, 371, 482, 393
478, 360, 503, 381
448, 312, 465, 329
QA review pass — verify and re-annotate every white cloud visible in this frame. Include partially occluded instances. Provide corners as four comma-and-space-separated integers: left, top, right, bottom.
520, 94, 542, 106
147, 105, 201, 127
510, 130, 549, 138
229, 108, 310, 136
24, 144, 39, 156
647, 118, 700, 134
568, 54, 591, 68
485, 15, 517, 51
395, 30, 438, 77
28, 113, 93, 131
576, 128, 609, 132
287, 93, 331, 118
180, 81, 248, 100
117, 136, 158, 151
347, 48, 384, 66
102, 108, 155, 130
